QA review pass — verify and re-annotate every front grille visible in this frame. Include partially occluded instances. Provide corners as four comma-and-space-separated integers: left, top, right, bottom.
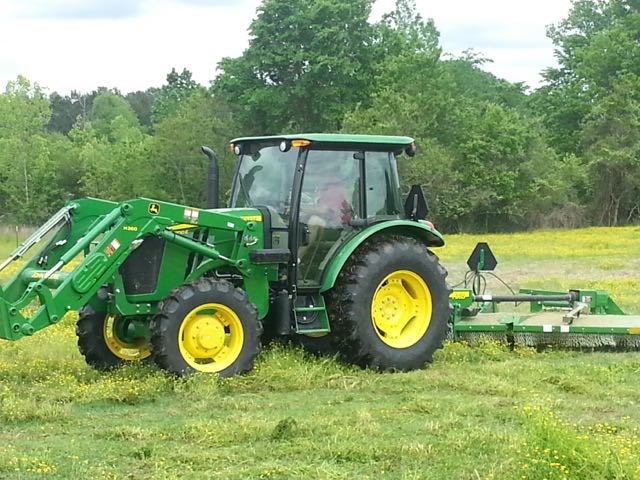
119, 236, 165, 295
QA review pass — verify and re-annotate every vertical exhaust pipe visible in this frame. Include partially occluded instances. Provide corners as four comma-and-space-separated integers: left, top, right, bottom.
201, 146, 219, 209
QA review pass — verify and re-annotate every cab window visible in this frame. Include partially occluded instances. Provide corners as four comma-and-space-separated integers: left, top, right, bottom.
365, 151, 403, 219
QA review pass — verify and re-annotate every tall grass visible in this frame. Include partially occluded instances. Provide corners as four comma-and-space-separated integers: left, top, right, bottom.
0, 225, 35, 258
0, 227, 638, 479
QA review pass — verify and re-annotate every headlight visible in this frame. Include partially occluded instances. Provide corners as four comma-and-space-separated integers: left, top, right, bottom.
279, 140, 291, 152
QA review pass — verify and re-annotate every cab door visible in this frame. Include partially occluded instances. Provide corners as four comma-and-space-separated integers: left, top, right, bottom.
295, 149, 362, 288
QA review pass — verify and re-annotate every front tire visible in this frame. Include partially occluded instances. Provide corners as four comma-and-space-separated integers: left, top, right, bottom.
150, 279, 262, 377
328, 236, 451, 371
76, 307, 151, 371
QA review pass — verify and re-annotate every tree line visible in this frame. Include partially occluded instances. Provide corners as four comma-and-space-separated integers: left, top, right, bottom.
0, 0, 638, 232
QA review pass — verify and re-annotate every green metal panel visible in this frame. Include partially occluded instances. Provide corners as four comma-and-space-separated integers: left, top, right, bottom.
450, 293, 640, 338
72, 253, 110, 293
230, 133, 414, 147
449, 289, 474, 309
0, 197, 283, 342
319, 220, 445, 292
519, 288, 625, 315
294, 294, 330, 333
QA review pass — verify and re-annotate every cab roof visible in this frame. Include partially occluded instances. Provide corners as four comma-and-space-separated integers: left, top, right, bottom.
230, 133, 414, 147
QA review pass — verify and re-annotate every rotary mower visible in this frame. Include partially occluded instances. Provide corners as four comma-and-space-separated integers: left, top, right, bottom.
0, 134, 637, 377
449, 243, 640, 349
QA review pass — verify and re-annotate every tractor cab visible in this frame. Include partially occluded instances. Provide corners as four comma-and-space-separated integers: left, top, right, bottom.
229, 134, 419, 289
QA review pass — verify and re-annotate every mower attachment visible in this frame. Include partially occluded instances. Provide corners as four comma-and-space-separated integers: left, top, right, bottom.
449, 244, 640, 349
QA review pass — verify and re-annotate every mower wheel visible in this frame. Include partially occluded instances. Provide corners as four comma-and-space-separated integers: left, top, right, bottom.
150, 279, 262, 377
328, 235, 451, 371
76, 307, 151, 371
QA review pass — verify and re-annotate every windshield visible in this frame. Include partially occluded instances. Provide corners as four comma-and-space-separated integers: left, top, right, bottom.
231, 144, 298, 224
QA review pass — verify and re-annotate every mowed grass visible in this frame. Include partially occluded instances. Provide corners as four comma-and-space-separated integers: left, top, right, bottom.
0, 227, 639, 479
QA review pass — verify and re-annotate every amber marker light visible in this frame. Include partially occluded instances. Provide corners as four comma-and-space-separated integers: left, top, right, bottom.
291, 139, 311, 148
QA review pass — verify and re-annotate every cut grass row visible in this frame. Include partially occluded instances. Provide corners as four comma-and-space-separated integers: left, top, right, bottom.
1, 338, 639, 479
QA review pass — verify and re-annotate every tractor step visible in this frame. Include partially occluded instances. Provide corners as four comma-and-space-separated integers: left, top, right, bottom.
293, 292, 330, 334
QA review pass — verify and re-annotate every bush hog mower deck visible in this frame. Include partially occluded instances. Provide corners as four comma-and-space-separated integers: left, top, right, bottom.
449, 243, 640, 349
0, 134, 637, 377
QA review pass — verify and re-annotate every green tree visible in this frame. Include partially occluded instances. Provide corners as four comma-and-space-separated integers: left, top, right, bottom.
344, 1, 570, 231
89, 91, 141, 142
77, 133, 155, 201
0, 76, 57, 223
0, 76, 50, 137
581, 73, 640, 225
126, 88, 157, 130
152, 68, 198, 124
534, 0, 640, 154
213, 0, 377, 133
531, 0, 640, 225
65, 100, 154, 202
47, 92, 81, 135
151, 89, 237, 206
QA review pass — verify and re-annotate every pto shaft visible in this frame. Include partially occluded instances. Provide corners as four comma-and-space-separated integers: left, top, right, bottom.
474, 292, 578, 303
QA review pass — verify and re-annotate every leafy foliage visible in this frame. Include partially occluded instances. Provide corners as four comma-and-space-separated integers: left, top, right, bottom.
150, 89, 237, 206
533, 0, 640, 224
0, 0, 637, 230
213, 0, 377, 133
152, 68, 198, 123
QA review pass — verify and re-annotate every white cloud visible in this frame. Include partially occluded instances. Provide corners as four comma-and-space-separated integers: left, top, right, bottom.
0, 0, 572, 94
0, 0, 261, 93
15, 0, 143, 19
373, 0, 573, 87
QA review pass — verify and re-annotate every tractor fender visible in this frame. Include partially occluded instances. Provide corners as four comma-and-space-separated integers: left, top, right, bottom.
319, 220, 445, 293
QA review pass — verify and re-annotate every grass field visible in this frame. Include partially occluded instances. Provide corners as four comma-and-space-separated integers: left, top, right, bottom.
0, 227, 639, 479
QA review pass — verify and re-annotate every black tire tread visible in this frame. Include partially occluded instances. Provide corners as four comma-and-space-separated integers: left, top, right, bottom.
76, 307, 124, 371
327, 235, 452, 371
293, 333, 335, 356
150, 278, 262, 377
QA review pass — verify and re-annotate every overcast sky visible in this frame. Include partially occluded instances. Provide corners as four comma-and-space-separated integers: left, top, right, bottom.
0, 0, 573, 95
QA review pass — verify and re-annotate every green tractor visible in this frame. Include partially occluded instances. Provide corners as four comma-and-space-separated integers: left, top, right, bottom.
0, 134, 451, 376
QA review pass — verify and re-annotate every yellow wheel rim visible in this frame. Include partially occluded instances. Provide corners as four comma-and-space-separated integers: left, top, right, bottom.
371, 270, 432, 348
104, 315, 151, 361
178, 303, 244, 373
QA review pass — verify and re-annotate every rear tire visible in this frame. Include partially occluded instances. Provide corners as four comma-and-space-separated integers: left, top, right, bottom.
327, 236, 451, 371
76, 307, 151, 371
150, 279, 262, 377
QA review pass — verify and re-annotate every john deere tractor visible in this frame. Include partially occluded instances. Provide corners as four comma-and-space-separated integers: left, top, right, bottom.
0, 134, 451, 376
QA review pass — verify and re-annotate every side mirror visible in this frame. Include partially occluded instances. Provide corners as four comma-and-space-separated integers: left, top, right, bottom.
404, 184, 429, 220
405, 143, 417, 157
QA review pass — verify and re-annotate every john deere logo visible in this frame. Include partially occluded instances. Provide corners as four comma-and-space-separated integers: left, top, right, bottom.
148, 203, 160, 215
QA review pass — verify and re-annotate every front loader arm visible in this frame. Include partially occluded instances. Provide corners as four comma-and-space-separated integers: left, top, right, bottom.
0, 198, 270, 341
